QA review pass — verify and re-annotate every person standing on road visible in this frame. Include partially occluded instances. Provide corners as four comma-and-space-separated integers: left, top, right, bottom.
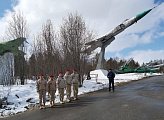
64, 70, 72, 102
47, 75, 56, 107
57, 73, 66, 104
107, 69, 115, 92
36, 74, 47, 109
71, 69, 79, 100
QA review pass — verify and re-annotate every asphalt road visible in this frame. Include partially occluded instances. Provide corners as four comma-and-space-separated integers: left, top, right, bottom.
2, 75, 164, 120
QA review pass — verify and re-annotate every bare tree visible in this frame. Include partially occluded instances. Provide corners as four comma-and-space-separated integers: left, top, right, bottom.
6, 11, 29, 85
28, 20, 62, 78
32, 35, 45, 76
6, 11, 28, 39
41, 20, 55, 75
60, 13, 94, 86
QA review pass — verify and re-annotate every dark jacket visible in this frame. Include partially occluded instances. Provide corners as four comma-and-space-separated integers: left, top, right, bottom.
107, 71, 115, 80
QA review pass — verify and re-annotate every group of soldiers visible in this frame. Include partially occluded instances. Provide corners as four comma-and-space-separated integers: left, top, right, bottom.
36, 69, 79, 109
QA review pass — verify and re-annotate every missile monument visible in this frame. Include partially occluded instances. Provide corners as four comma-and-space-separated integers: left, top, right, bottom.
84, 7, 156, 70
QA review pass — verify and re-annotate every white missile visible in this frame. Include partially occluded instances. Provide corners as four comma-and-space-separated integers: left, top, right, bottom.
83, 7, 156, 54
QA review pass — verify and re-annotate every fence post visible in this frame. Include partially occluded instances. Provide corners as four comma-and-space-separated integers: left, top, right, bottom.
0, 98, 2, 108
96, 74, 98, 83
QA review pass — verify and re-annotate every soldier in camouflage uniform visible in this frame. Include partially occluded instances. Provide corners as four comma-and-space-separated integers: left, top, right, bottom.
47, 75, 56, 107
36, 74, 47, 109
64, 70, 72, 102
57, 73, 66, 104
71, 70, 79, 100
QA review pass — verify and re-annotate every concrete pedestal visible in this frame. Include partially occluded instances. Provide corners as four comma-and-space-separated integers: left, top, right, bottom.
90, 69, 108, 81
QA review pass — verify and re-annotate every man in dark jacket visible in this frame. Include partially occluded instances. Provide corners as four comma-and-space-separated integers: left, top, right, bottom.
107, 69, 115, 92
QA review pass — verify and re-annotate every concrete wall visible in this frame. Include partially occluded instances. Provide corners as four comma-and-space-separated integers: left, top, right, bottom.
0, 52, 14, 85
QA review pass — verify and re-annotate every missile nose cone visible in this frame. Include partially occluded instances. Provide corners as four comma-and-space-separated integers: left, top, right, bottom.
135, 7, 154, 21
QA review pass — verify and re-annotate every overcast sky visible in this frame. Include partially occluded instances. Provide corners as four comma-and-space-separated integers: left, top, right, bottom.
0, 0, 164, 64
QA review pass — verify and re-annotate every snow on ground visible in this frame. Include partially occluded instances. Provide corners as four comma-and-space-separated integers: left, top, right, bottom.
0, 70, 162, 118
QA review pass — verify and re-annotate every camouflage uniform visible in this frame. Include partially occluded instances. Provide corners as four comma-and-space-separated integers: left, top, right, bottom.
57, 74, 66, 103
64, 71, 72, 101
47, 76, 56, 107
36, 76, 47, 108
71, 71, 79, 100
